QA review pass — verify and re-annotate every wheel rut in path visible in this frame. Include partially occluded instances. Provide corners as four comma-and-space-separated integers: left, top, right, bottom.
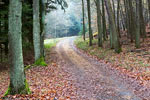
53, 37, 148, 100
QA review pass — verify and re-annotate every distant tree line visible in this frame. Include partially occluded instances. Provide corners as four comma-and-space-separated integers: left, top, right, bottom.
45, 9, 82, 38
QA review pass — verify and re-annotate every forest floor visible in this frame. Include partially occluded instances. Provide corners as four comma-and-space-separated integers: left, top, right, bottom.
0, 38, 77, 100
53, 37, 150, 100
75, 35, 150, 86
75, 35, 150, 99
0, 37, 150, 99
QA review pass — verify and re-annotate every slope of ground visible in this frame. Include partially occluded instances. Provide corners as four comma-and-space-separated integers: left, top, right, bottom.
53, 37, 149, 100
75, 37, 150, 85
0, 38, 77, 100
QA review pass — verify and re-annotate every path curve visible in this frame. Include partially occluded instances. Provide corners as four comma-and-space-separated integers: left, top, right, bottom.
51, 37, 149, 100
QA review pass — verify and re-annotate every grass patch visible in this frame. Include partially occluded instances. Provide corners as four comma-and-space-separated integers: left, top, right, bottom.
75, 37, 112, 60
44, 43, 55, 49
75, 37, 150, 75
24, 65, 32, 70
44, 38, 62, 49
24, 79, 31, 94
33, 38, 63, 67
3, 86, 11, 97
34, 57, 47, 66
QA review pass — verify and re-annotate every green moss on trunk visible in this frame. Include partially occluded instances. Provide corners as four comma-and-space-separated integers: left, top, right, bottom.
4, 79, 31, 96
34, 57, 47, 66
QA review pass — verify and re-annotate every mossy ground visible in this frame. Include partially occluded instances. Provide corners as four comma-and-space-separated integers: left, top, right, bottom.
34, 38, 63, 66
75, 37, 150, 73
24, 65, 31, 70
34, 57, 47, 66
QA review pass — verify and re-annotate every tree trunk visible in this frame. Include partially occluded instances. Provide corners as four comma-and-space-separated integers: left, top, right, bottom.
124, 0, 130, 38
104, 0, 121, 53
0, 15, 1, 37
120, 5, 126, 30
117, 0, 121, 37
96, 0, 103, 47
87, 0, 92, 46
102, 0, 107, 40
112, 0, 116, 22
128, 0, 136, 42
33, 0, 41, 61
135, 0, 141, 48
82, 0, 86, 41
40, 0, 46, 58
6, 0, 29, 95
139, 0, 146, 38
148, 0, 150, 21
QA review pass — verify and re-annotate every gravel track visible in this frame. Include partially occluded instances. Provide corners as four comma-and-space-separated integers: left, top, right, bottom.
51, 37, 150, 100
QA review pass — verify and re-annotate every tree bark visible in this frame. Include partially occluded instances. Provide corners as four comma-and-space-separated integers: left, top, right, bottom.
117, 0, 121, 37
33, 0, 41, 61
148, 0, 150, 21
102, 0, 107, 40
82, 0, 86, 41
7, 0, 29, 95
112, 0, 116, 22
139, 0, 146, 38
135, 0, 141, 48
124, 0, 130, 37
40, 0, 46, 58
120, 5, 126, 30
87, 0, 92, 46
128, 0, 136, 42
104, 0, 121, 53
96, 0, 103, 47
0, 14, 1, 35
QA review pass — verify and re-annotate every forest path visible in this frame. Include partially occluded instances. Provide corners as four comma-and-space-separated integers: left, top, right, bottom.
51, 37, 143, 100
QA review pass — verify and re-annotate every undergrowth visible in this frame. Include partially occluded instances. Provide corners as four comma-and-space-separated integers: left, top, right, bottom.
75, 37, 150, 71
34, 57, 47, 66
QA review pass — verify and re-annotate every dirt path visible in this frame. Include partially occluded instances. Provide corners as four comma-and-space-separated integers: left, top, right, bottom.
51, 37, 149, 100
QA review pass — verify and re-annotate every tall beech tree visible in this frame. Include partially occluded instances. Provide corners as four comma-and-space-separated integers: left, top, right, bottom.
102, 0, 107, 40
6, 0, 30, 95
95, 0, 103, 47
33, 0, 41, 61
127, 0, 136, 42
117, 0, 121, 37
87, 0, 92, 46
104, 0, 121, 53
139, 0, 146, 38
148, 0, 150, 20
135, 0, 141, 48
82, 0, 86, 41
40, 0, 46, 58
